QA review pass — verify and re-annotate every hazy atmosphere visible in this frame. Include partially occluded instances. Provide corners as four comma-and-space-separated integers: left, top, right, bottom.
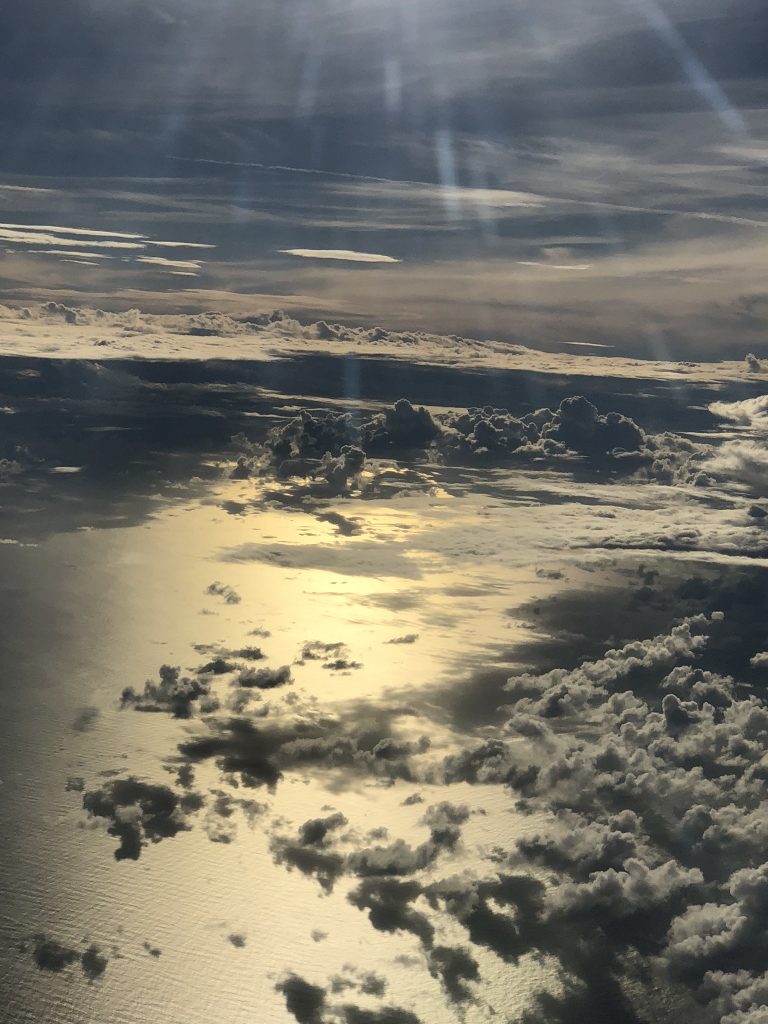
2, 3, 768, 1023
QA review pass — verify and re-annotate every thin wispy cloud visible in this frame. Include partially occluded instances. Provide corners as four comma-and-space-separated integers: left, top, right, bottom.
0, 221, 142, 239
0, 228, 145, 249
137, 257, 203, 271
279, 249, 400, 264
516, 261, 592, 271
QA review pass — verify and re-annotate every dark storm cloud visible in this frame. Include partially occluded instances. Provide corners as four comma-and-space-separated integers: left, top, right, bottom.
362, 401, 441, 455
400, 793, 424, 806
197, 657, 238, 675
194, 644, 265, 671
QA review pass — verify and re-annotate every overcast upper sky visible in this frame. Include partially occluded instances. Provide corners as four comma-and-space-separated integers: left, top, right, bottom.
1, 0, 768, 357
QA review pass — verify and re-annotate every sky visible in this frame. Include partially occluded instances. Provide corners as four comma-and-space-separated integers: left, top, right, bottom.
1, 0, 768, 356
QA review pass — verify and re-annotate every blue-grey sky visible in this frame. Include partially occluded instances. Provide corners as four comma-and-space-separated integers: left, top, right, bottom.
1, 0, 768, 357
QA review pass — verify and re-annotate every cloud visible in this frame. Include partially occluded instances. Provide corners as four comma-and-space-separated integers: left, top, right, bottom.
298, 641, 361, 672
516, 260, 592, 271
710, 395, 768, 429
137, 256, 202, 271
80, 945, 109, 981
120, 664, 212, 718
82, 777, 202, 860
28, 936, 80, 972
271, 827, 347, 894
279, 250, 401, 264
276, 972, 422, 1024
205, 581, 241, 604
705, 441, 768, 493
348, 878, 435, 947
237, 664, 293, 689
276, 974, 328, 1024
71, 705, 100, 732
427, 945, 480, 1004
0, 220, 142, 240
27, 936, 108, 981
0, 221, 215, 262
267, 799, 466, 892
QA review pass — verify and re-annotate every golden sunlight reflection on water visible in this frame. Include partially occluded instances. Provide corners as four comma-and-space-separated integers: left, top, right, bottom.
0, 475, 576, 1022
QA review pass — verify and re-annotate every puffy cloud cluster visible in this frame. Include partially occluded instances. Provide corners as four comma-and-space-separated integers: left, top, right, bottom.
436, 394, 647, 465
205, 580, 241, 604
26, 935, 108, 981
275, 972, 422, 1024
705, 440, 768, 494
744, 353, 763, 373
41, 301, 79, 325
361, 400, 441, 454
82, 778, 203, 860
704, 394, 768, 492
120, 664, 213, 718
245, 396, 689, 500
0, 456, 24, 481
346, 802, 467, 880
175, 702, 432, 791
268, 801, 468, 895
314, 446, 367, 493
298, 641, 362, 672
259, 396, 649, 469
265, 411, 362, 463
270, 811, 349, 893
470, 609, 768, 1018
237, 664, 293, 689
